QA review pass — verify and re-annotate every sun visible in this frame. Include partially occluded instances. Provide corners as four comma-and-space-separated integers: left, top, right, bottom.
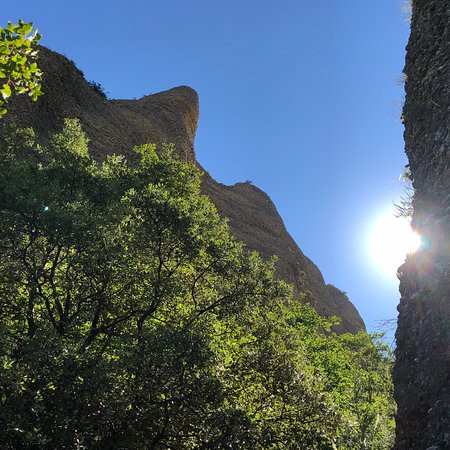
369, 210, 422, 277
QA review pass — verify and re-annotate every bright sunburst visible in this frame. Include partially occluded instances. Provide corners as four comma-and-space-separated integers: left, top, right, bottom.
369, 211, 422, 277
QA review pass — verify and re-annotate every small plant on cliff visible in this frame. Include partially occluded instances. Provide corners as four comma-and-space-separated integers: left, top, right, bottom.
401, 0, 413, 23
394, 167, 415, 220
0, 20, 42, 117
88, 79, 108, 98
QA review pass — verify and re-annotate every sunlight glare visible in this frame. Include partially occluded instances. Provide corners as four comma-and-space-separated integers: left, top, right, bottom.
369, 212, 422, 277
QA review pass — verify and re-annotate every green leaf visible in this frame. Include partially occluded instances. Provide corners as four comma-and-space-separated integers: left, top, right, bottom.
18, 22, 33, 36
1, 83, 11, 99
13, 38, 25, 49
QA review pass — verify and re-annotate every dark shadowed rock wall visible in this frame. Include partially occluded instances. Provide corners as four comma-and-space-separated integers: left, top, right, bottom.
4, 47, 365, 334
394, 0, 450, 448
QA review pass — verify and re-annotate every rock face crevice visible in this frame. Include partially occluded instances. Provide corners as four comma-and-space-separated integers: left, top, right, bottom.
4, 46, 365, 334
394, 0, 450, 448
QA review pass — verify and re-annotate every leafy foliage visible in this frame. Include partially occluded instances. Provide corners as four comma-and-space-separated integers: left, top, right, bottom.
0, 21, 42, 117
0, 120, 395, 448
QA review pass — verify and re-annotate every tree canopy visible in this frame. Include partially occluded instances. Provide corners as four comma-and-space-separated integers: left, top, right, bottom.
0, 120, 395, 448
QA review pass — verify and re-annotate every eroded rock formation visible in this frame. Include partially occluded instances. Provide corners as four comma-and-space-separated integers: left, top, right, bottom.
394, 0, 450, 448
4, 46, 365, 334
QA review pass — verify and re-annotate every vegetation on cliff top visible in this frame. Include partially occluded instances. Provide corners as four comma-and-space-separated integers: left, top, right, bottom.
0, 120, 395, 448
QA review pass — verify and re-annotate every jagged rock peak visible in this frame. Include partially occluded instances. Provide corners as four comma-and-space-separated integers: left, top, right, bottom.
112, 86, 199, 162
8, 47, 199, 162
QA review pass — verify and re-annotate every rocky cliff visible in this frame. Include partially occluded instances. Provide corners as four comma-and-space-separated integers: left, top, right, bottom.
394, 0, 450, 448
4, 46, 365, 334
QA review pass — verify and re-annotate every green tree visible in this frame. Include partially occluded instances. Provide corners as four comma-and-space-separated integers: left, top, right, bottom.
0, 20, 42, 117
296, 313, 396, 449
0, 120, 395, 448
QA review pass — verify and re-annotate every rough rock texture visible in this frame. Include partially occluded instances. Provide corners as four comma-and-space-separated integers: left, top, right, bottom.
4, 46, 365, 334
394, 1, 450, 448
6, 48, 198, 163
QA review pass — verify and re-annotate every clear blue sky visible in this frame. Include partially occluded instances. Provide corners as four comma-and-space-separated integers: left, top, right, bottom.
2, 1, 411, 341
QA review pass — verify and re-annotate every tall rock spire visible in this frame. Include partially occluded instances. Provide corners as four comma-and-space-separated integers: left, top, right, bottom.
394, 0, 450, 448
